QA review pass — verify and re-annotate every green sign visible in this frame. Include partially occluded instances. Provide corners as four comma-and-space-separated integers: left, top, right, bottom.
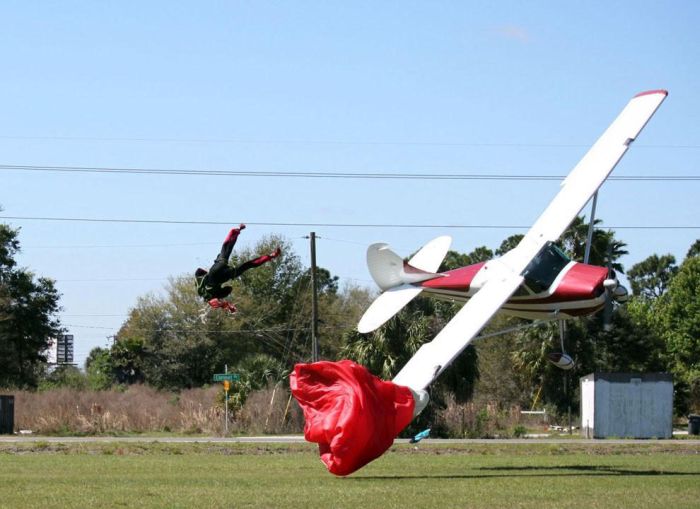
213, 373, 240, 382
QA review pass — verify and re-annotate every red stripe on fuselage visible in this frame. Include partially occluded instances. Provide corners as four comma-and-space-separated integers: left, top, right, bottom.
419, 260, 607, 312
510, 262, 608, 304
420, 262, 485, 292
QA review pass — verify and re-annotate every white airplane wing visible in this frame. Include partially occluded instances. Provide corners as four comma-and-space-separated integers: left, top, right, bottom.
513, 90, 668, 265
393, 266, 523, 391
392, 90, 667, 393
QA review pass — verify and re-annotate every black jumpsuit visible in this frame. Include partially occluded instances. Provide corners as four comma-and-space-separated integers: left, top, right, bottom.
195, 228, 275, 301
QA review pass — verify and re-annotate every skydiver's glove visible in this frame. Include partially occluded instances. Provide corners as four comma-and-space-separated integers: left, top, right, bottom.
208, 298, 224, 309
208, 298, 237, 314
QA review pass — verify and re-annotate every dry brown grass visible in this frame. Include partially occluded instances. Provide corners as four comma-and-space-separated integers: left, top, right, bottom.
7, 385, 530, 438
6, 385, 305, 435
231, 384, 304, 435
436, 393, 522, 437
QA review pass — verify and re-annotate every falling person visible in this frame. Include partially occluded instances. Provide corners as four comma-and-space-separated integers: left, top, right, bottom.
195, 224, 281, 313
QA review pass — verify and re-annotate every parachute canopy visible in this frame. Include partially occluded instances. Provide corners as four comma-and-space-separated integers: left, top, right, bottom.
289, 360, 414, 476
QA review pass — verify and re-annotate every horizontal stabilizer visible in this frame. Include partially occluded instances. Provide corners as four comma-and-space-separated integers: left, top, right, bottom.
357, 284, 424, 333
408, 235, 452, 272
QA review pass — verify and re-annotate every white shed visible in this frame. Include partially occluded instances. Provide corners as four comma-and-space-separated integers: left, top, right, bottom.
580, 373, 673, 439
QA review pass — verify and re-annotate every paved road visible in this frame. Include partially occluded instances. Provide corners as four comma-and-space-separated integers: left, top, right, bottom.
2, 435, 699, 445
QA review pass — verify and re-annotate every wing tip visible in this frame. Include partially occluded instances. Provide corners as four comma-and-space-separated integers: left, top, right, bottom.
634, 89, 668, 98
357, 319, 373, 334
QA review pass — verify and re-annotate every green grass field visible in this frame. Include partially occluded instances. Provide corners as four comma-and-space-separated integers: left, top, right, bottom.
1, 441, 699, 508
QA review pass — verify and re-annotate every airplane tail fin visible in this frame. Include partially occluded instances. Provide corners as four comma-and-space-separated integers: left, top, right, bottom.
358, 236, 451, 333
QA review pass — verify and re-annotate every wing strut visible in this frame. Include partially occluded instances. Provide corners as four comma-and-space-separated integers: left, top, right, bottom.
583, 192, 598, 264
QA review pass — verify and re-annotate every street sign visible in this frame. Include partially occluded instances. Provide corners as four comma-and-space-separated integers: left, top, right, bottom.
223, 380, 230, 391
213, 373, 240, 382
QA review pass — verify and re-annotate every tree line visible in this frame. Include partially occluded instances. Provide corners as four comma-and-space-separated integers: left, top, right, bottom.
1, 218, 699, 422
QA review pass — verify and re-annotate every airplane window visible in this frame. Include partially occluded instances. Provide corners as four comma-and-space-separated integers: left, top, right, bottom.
522, 243, 571, 293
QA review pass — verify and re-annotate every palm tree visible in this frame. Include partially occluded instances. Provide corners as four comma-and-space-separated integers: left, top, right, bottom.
340, 307, 430, 380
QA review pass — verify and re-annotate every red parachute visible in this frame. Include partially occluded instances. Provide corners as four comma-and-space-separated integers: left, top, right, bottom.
289, 360, 415, 476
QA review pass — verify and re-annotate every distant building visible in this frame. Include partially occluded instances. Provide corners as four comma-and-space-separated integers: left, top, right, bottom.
580, 373, 673, 439
45, 334, 75, 368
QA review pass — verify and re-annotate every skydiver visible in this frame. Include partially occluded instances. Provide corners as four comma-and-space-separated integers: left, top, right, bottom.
195, 224, 281, 313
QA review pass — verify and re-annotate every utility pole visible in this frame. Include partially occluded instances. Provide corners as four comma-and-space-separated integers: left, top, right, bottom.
309, 232, 320, 362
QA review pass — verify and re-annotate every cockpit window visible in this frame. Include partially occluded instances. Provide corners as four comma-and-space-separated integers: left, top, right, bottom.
522, 242, 571, 293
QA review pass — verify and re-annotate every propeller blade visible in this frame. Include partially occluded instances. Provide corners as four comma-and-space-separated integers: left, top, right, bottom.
603, 291, 614, 331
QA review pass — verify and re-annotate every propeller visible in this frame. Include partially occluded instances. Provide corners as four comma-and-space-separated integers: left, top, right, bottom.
601, 247, 629, 331
602, 267, 615, 330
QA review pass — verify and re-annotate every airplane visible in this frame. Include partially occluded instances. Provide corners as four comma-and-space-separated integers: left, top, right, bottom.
359, 90, 667, 395
290, 90, 668, 476
361, 234, 627, 326
358, 234, 628, 370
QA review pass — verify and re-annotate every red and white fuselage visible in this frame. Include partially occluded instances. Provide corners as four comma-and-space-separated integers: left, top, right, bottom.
420, 259, 609, 320
358, 237, 628, 334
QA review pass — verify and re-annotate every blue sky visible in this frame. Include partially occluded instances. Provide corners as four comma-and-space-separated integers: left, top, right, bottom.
1, 1, 698, 367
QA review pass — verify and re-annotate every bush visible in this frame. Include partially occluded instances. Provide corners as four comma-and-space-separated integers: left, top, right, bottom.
512, 425, 528, 438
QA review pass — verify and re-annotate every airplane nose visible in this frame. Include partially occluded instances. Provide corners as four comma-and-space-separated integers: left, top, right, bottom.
603, 278, 617, 289
602, 275, 629, 303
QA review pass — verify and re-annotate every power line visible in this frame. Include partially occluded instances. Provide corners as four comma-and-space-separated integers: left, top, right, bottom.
55, 277, 167, 282
26, 237, 310, 250
26, 241, 218, 249
48, 273, 366, 285
64, 323, 351, 334
1, 135, 697, 148
1, 164, 699, 181
3, 215, 700, 230
62, 314, 128, 317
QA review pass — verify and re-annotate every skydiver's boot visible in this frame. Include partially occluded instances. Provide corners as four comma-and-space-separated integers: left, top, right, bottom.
224, 225, 244, 244
234, 248, 281, 276
219, 225, 245, 261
